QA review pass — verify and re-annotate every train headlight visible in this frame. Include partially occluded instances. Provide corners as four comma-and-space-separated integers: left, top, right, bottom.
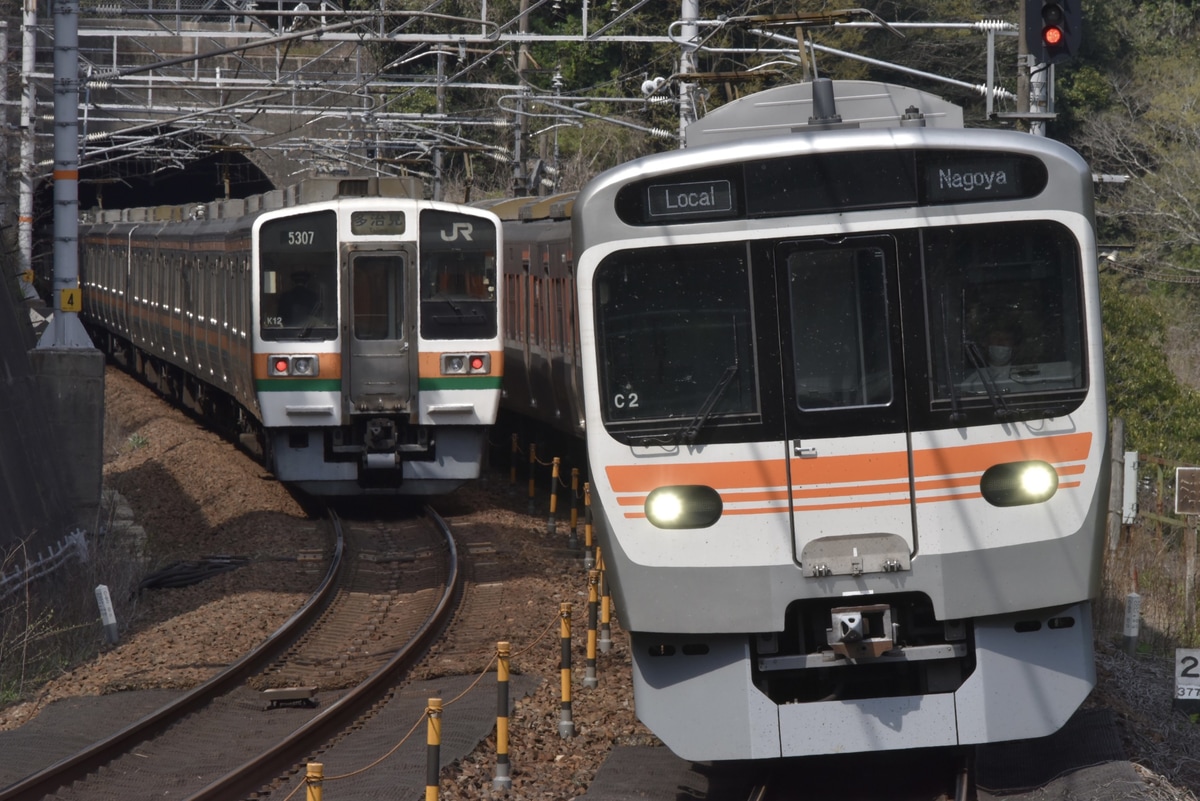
644, 485, 723, 529
291, 356, 317, 377
980, 461, 1059, 507
441, 353, 491, 375
268, 355, 319, 377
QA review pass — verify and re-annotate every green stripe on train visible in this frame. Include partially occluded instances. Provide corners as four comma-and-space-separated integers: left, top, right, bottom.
255, 378, 342, 392
255, 377, 502, 392
419, 376, 504, 391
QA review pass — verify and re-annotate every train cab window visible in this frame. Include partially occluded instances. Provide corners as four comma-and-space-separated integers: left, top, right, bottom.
924, 220, 1086, 419
783, 243, 893, 410
259, 210, 339, 341
594, 242, 758, 440
418, 210, 498, 340
352, 254, 404, 341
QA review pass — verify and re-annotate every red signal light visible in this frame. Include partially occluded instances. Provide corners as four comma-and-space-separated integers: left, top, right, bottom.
1042, 25, 1064, 46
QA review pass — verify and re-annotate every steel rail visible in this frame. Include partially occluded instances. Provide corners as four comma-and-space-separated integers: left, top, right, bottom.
0, 511, 346, 801
182, 505, 462, 801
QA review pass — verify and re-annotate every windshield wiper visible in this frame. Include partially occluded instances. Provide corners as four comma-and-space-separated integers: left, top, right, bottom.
676, 361, 739, 445
964, 341, 1012, 419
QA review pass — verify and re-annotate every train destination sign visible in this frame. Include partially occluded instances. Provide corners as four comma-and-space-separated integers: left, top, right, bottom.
923, 156, 1029, 203
646, 179, 734, 219
351, 210, 406, 236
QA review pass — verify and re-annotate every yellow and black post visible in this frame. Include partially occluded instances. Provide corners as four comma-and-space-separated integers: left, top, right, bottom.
583, 482, 594, 570
547, 456, 561, 534
494, 641, 513, 790
598, 549, 613, 653
568, 467, 580, 549
426, 698, 442, 801
559, 602, 575, 738
585, 570, 600, 688
305, 762, 323, 801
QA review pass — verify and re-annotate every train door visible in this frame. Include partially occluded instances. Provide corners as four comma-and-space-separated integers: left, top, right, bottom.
774, 235, 915, 575
345, 245, 416, 412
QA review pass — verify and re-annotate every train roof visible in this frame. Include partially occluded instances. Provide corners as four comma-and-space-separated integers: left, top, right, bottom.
684, 79, 965, 147
473, 193, 576, 222
81, 174, 425, 226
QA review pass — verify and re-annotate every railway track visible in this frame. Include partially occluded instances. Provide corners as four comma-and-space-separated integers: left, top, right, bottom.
0, 505, 460, 801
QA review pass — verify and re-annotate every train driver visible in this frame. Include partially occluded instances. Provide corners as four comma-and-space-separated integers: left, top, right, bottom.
281, 271, 321, 327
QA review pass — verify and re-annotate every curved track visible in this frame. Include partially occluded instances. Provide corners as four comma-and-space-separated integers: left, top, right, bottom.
0, 506, 460, 801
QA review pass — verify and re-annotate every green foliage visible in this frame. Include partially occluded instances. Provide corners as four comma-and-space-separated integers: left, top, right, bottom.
1101, 272, 1200, 463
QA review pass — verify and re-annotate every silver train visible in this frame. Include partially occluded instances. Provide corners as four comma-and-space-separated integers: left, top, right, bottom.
498, 80, 1109, 761
78, 176, 504, 496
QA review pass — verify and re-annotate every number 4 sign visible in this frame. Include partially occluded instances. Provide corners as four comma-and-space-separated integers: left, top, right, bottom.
1175, 649, 1200, 711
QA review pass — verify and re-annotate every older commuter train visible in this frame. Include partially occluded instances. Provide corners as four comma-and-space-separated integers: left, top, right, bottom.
78, 176, 503, 496
498, 80, 1109, 763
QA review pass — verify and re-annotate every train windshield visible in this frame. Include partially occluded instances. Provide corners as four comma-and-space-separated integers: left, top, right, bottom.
785, 241, 893, 410
594, 243, 758, 437
258, 210, 339, 341
925, 220, 1086, 414
418, 210, 498, 340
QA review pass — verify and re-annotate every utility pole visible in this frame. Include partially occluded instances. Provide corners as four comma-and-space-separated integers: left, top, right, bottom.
512, 0, 530, 195
677, 0, 699, 143
17, 0, 39, 302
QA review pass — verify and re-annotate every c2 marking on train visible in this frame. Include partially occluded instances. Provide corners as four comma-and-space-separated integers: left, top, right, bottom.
613, 392, 639, 409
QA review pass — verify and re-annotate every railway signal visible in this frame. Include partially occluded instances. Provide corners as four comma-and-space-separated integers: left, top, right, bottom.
1025, 0, 1082, 64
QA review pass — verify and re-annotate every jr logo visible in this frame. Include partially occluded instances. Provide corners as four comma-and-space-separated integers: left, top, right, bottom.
441, 222, 474, 242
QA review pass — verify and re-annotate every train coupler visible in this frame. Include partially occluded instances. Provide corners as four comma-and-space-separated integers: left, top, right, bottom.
826, 603, 897, 659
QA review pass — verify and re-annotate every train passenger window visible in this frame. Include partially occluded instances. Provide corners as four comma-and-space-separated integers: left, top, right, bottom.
258, 211, 338, 341
924, 220, 1085, 413
594, 243, 758, 432
784, 244, 893, 410
418, 210, 498, 340
352, 254, 404, 341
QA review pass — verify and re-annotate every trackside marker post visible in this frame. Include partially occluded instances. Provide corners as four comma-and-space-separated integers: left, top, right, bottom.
585, 570, 599, 688
559, 602, 575, 738
569, 468, 581, 548
583, 483, 595, 570
548, 456, 560, 534
95, 584, 118, 644
426, 698, 442, 801
597, 549, 612, 653
305, 763, 323, 801
494, 642, 513, 790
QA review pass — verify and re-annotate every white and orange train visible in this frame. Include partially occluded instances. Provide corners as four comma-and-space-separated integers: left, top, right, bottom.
78, 176, 503, 496
498, 80, 1108, 762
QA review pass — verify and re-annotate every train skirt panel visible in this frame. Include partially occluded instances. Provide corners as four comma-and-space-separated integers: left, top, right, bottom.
630, 601, 1094, 761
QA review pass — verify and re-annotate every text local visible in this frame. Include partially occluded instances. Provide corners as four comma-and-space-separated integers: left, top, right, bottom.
660, 185, 720, 211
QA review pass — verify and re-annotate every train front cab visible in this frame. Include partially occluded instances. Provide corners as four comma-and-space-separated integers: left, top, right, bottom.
251, 194, 501, 496
577, 129, 1109, 761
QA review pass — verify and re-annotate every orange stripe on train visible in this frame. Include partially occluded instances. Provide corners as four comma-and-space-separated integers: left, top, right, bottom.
605, 432, 1093, 495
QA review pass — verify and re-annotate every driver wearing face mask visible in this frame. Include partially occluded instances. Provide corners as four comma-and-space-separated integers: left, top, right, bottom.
986, 330, 1015, 367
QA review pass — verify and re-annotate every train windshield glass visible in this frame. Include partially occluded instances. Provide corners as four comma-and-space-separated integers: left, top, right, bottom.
418, 210, 498, 340
924, 220, 1086, 411
259, 210, 339, 341
784, 242, 893, 410
353, 254, 405, 340
594, 243, 758, 434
